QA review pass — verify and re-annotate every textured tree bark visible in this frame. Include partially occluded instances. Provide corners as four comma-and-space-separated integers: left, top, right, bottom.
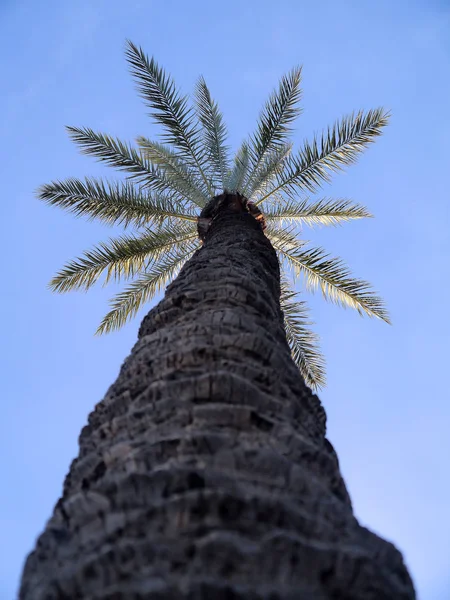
20, 197, 416, 599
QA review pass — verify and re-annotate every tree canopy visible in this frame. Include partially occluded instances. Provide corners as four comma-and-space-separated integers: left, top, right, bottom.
40, 41, 390, 390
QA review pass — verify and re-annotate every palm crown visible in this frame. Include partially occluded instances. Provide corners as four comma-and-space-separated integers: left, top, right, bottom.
40, 41, 390, 390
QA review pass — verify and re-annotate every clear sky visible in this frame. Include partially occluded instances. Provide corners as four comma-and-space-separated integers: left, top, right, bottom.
1, 0, 449, 598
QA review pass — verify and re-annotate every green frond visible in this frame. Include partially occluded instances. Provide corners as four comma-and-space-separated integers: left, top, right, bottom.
66, 126, 151, 182
265, 223, 305, 250
248, 66, 302, 175
269, 227, 390, 322
257, 108, 390, 204
96, 240, 199, 334
125, 41, 214, 196
137, 137, 209, 207
67, 126, 191, 200
195, 76, 230, 190
38, 177, 198, 228
280, 278, 326, 390
264, 197, 373, 228
225, 143, 250, 193
245, 143, 292, 199
50, 222, 198, 293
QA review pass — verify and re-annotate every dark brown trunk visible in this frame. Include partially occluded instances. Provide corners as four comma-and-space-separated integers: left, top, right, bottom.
20, 199, 415, 599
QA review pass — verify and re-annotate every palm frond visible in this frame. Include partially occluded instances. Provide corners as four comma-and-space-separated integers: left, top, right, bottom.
96, 240, 199, 334
66, 126, 151, 181
137, 137, 208, 207
257, 108, 390, 204
67, 126, 190, 199
248, 66, 302, 175
269, 226, 390, 322
38, 177, 198, 228
225, 143, 250, 193
265, 223, 304, 250
280, 278, 326, 390
264, 197, 373, 228
195, 76, 230, 190
125, 41, 214, 197
245, 143, 292, 199
50, 222, 198, 293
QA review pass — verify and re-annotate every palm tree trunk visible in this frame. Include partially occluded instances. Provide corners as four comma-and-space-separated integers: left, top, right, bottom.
20, 197, 415, 599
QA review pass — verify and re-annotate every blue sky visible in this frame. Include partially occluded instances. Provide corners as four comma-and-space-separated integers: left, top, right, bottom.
1, 0, 449, 597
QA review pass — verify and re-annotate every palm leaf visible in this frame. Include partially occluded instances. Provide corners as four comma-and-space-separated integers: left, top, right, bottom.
96, 240, 199, 334
137, 137, 209, 207
50, 222, 197, 293
125, 41, 213, 197
264, 197, 372, 228
257, 108, 390, 204
194, 76, 230, 190
248, 66, 302, 173
268, 225, 390, 322
225, 143, 250, 193
266, 223, 304, 250
38, 177, 197, 228
245, 143, 292, 199
67, 126, 190, 199
280, 278, 326, 390
66, 126, 151, 181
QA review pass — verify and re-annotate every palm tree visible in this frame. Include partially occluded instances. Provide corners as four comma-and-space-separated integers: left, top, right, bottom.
39, 41, 390, 390
20, 43, 415, 599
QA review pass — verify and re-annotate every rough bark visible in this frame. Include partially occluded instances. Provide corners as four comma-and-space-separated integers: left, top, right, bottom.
20, 197, 415, 599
